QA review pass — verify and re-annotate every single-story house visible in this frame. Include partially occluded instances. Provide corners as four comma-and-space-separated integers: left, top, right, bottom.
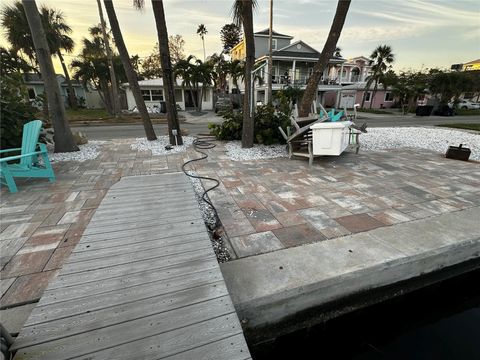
122, 78, 214, 111
338, 82, 396, 109
22, 73, 103, 109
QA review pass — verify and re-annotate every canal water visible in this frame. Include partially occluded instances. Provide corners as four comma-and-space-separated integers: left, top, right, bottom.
251, 268, 480, 359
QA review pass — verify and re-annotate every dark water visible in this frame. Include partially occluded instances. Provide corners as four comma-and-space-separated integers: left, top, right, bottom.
251, 269, 480, 360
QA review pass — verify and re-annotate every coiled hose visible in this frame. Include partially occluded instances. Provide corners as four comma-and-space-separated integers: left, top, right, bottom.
181, 135, 220, 230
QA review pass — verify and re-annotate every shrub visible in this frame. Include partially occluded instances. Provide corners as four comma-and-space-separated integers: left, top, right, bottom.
209, 105, 290, 145
0, 74, 37, 150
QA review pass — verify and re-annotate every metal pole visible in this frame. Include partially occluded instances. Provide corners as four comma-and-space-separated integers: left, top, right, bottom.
266, 0, 273, 105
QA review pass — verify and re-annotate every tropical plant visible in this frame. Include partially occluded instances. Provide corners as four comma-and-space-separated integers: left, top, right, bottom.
21, 0, 78, 152
1, 1, 79, 108
298, 0, 351, 117
229, 59, 244, 92
71, 26, 126, 115
0, 46, 32, 75
103, 0, 156, 140
232, 0, 256, 148
197, 24, 208, 61
0, 73, 37, 150
207, 53, 230, 94
429, 70, 475, 104
134, 0, 182, 145
174, 55, 213, 112
362, 44, 395, 108
209, 105, 289, 145
220, 23, 242, 54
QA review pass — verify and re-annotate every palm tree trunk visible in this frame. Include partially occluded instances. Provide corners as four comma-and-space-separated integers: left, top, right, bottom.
96, 0, 121, 118
298, 0, 351, 117
104, 0, 157, 140
151, 0, 182, 145
57, 51, 78, 110
370, 82, 378, 109
242, 0, 255, 148
202, 37, 206, 62
22, 0, 78, 152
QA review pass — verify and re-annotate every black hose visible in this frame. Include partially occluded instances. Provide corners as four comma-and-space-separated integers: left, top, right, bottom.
181, 135, 220, 229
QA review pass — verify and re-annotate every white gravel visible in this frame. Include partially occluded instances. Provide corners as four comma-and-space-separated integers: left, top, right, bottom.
48, 141, 105, 162
131, 136, 194, 155
225, 141, 287, 161
362, 127, 480, 160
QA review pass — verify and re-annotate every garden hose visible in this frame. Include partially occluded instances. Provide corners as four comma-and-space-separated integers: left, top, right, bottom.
181, 135, 220, 230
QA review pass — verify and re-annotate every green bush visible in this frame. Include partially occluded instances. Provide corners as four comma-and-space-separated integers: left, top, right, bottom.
0, 74, 37, 150
209, 105, 290, 145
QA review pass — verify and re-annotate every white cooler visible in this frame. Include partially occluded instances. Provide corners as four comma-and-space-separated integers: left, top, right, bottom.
310, 121, 353, 156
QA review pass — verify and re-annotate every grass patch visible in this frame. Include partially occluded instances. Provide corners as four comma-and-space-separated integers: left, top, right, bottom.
66, 108, 111, 121
357, 108, 395, 115
436, 123, 480, 131
455, 109, 480, 116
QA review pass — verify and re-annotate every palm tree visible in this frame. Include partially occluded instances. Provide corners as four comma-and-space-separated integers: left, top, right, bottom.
103, 0, 157, 140
361, 45, 395, 108
229, 59, 244, 92
96, 0, 121, 117
298, 0, 351, 117
1, 2, 78, 109
233, 0, 256, 148
197, 24, 207, 62
21, 0, 78, 152
134, 0, 182, 146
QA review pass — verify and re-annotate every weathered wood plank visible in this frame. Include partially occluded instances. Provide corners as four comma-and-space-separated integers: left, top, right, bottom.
14, 284, 229, 350
40, 258, 220, 305
26, 267, 223, 326
72, 232, 209, 258
46, 251, 215, 290
78, 219, 206, 243
83, 211, 202, 235
161, 334, 251, 360
61, 240, 212, 274
13, 173, 251, 360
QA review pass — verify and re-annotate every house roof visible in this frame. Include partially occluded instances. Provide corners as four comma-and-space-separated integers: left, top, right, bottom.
22, 73, 82, 86
254, 29, 293, 39
464, 59, 480, 65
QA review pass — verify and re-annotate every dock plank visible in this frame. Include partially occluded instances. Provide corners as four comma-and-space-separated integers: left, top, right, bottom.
13, 173, 251, 359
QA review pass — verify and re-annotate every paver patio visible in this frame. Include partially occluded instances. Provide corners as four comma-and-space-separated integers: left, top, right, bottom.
1, 136, 479, 334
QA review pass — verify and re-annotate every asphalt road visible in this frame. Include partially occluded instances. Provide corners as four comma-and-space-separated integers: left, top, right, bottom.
72, 114, 480, 140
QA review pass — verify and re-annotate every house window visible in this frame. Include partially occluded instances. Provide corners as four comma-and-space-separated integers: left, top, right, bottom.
27, 88, 36, 100
151, 90, 163, 101
141, 89, 164, 101
175, 89, 183, 102
141, 90, 151, 101
66, 88, 76, 97
364, 91, 372, 102
384, 92, 394, 102
271, 39, 277, 51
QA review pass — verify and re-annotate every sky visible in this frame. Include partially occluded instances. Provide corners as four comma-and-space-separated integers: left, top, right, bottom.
1, 0, 479, 73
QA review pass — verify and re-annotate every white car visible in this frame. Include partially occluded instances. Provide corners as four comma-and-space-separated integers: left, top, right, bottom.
455, 99, 480, 110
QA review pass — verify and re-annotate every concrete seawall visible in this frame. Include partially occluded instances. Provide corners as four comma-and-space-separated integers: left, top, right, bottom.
221, 207, 480, 343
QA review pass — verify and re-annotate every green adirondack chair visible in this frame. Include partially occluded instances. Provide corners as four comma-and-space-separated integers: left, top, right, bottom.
0, 120, 55, 193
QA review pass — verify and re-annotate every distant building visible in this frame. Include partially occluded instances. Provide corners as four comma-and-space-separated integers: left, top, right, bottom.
229, 29, 382, 109
22, 73, 102, 109
462, 59, 480, 71
123, 78, 214, 111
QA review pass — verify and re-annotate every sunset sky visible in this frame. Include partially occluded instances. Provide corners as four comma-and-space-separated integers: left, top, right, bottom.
1, 0, 479, 73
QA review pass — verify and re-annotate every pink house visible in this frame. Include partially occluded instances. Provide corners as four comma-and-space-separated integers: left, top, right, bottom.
338, 83, 396, 109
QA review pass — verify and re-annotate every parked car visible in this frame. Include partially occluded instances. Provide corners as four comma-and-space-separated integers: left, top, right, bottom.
453, 99, 480, 110
214, 97, 233, 113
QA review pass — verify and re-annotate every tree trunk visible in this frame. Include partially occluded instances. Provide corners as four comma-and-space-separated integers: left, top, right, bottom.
198, 87, 203, 112
266, 0, 273, 105
57, 51, 78, 110
104, 0, 157, 140
22, 0, 78, 152
370, 82, 378, 109
298, 0, 351, 117
96, 0, 121, 118
242, 0, 255, 148
151, 0, 182, 145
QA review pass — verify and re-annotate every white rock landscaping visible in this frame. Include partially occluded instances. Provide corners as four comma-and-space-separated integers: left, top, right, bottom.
131, 136, 194, 155
49, 141, 105, 162
225, 141, 287, 161
361, 127, 479, 160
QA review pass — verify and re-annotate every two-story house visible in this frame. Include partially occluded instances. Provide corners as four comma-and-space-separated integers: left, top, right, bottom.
230, 29, 376, 109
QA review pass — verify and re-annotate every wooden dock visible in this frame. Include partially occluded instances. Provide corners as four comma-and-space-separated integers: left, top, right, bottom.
12, 173, 251, 360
